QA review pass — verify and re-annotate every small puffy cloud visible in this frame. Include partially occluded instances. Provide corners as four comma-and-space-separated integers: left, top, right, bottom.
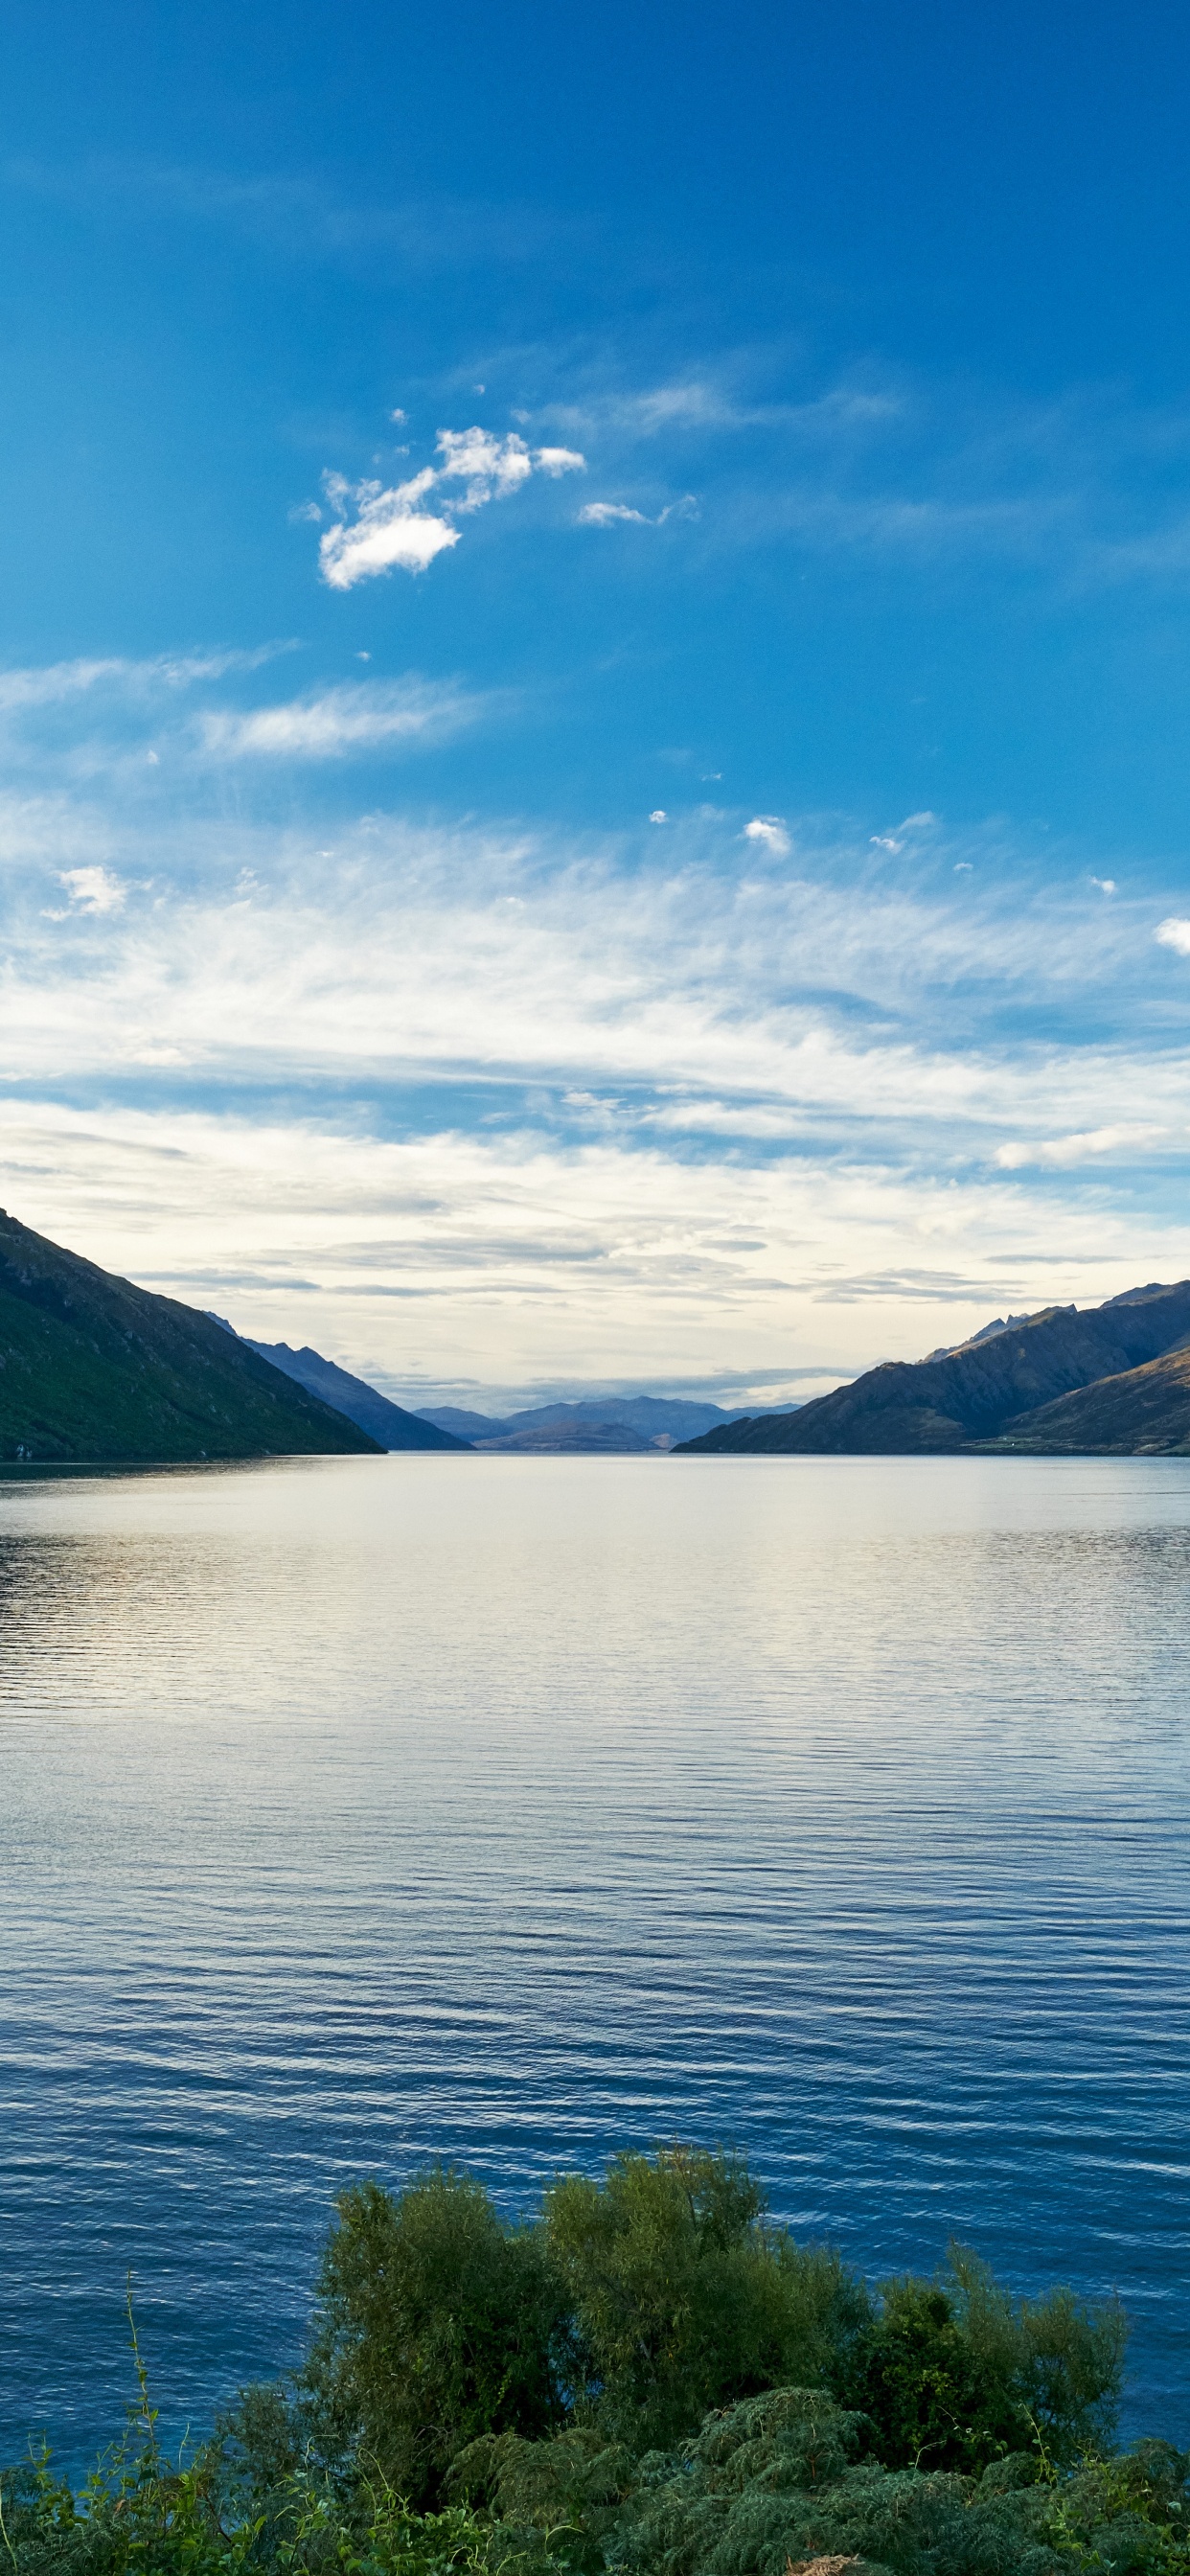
199, 678, 478, 760
1156, 916, 1190, 955
649, 809, 667, 823
743, 816, 791, 857
288, 499, 323, 525
317, 426, 586, 590
319, 470, 459, 588
435, 427, 533, 506
579, 501, 650, 526
1091, 876, 1117, 895
871, 834, 904, 853
58, 865, 125, 914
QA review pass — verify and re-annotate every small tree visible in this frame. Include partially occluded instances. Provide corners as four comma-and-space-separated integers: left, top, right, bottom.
542, 2147, 868, 2450
300, 2169, 571, 2504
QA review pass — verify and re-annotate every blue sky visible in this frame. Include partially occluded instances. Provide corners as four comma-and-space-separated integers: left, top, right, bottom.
5, 1, 1190, 1408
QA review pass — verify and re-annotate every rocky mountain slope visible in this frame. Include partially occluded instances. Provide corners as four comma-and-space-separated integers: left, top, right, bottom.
245, 1341, 469, 1449
984, 1338, 1190, 1453
675, 1281, 1190, 1456
0, 1211, 381, 1463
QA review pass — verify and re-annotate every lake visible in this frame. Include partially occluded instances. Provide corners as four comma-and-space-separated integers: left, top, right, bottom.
0, 1451, 1187, 2464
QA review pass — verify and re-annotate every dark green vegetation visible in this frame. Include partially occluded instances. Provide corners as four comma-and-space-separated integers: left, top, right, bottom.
0, 1212, 381, 1462
677, 1281, 1190, 1456
10, 2148, 1190, 2572
244, 1343, 470, 1452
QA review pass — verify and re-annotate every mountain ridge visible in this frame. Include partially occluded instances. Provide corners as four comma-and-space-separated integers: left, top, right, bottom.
675, 1281, 1190, 1456
0, 1211, 381, 1463
244, 1342, 469, 1450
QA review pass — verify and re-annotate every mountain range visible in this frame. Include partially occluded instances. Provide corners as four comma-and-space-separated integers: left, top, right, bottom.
0, 1211, 380, 1463
11, 1206, 1190, 1467
419, 1395, 763, 1451
676, 1282, 1190, 1456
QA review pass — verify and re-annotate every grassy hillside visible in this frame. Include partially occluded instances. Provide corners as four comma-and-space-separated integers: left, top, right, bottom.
677, 1280, 1190, 1455
0, 1210, 381, 1462
993, 1340, 1190, 1453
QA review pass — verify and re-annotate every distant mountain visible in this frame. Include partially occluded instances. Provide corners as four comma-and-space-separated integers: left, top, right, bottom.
423, 1405, 507, 1440
245, 1342, 469, 1450
675, 1281, 1190, 1456
0, 1210, 381, 1463
474, 1420, 658, 1456
417, 1394, 771, 1452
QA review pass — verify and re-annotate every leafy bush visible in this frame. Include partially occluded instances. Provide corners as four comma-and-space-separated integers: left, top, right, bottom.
855, 2246, 1126, 2472
293, 2170, 573, 2504
0, 2147, 1154, 2576
541, 2148, 871, 2450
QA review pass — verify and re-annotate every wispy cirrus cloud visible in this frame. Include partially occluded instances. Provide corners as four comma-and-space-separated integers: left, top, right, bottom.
578, 501, 652, 527
0, 643, 293, 714
578, 495, 698, 529
4, 682, 1190, 1394
314, 426, 585, 589
198, 677, 483, 759
995, 1123, 1171, 1170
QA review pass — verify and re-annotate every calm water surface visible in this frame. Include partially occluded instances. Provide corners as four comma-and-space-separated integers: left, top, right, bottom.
0, 1452, 1188, 2459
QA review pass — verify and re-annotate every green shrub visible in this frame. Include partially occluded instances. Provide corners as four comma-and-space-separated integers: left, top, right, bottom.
856, 2245, 1126, 2472
294, 2170, 572, 2504
0, 2147, 1150, 2576
541, 2147, 869, 2450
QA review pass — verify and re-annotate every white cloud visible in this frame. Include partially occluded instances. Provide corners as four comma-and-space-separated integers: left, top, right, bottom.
6, 772, 1190, 1389
434, 427, 534, 505
1156, 916, 1190, 955
995, 1123, 1167, 1170
743, 816, 791, 856
317, 426, 586, 590
649, 809, 667, 823
198, 678, 479, 759
579, 502, 650, 527
577, 494, 697, 529
4, 1088, 1188, 1402
57, 865, 125, 913
319, 471, 460, 587
1091, 876, 1117, 895
0, 645, 290, 712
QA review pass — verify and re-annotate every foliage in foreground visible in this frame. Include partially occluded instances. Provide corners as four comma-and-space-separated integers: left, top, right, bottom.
3, 2146, 1180, 2576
